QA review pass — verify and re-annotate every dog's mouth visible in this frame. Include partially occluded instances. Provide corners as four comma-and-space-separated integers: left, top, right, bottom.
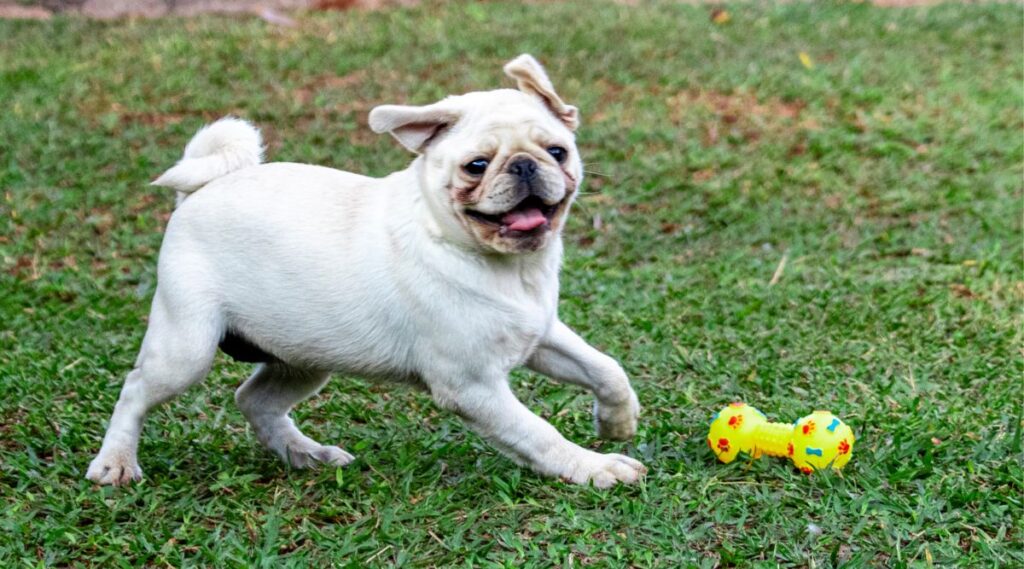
465, 195, 560, 236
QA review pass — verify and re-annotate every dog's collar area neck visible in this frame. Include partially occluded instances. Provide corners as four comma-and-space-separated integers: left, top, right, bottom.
434, 225, 563, 262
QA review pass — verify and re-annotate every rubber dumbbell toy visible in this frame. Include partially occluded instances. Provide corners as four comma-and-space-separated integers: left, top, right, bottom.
707, 402, 854, 473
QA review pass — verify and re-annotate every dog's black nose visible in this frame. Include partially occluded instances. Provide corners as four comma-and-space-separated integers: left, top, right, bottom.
508, 158, 538, 180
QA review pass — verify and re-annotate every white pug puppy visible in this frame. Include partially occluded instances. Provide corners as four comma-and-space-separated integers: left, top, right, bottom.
86, 55, 644, 488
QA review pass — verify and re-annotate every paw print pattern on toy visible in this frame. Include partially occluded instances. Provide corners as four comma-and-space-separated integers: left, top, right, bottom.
802, 421, 816, 435
707, 404, 855, 473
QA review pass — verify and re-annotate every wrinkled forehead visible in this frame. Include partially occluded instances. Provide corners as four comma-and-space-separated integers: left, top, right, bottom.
445, 90, 573, 151
455, 121, 562, 156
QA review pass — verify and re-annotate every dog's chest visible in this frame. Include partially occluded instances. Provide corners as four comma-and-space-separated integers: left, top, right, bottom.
408, 262, 559, 372
442, 294, 554, 373
485, 293, 554, 350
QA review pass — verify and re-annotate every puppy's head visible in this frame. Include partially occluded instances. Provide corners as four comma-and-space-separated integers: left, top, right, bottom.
369, 55, 583, 254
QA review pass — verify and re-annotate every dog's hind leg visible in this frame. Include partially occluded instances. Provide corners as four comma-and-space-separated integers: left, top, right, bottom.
86, 286, 221, 486
235, 363, 353, 469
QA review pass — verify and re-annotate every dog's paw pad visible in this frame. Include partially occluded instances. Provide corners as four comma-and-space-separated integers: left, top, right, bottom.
594, 393, 640, 441
314, 445, 355, 466
568, 452, 646, 488
596, 415, 638, 441
577, 454, 647, 489
284, 443, 354, 469
86, 454, 143, 486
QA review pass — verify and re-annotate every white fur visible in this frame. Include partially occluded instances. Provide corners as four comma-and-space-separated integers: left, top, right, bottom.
151, 117, 264, 205
87, 55, 644, 488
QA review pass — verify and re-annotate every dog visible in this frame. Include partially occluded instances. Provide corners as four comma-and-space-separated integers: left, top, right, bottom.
86, 55, 645, 488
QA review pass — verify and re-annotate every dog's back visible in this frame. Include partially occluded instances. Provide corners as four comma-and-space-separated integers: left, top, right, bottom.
158, 160, 413, 374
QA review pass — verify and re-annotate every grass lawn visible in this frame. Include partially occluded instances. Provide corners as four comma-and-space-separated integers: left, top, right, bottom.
1, 0, 1021, 566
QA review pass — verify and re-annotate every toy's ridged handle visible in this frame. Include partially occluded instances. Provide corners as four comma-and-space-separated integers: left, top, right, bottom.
753, 422, 792, 458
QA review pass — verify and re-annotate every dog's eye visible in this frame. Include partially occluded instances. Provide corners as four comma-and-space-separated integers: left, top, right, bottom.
547, 146, 568, 163
463, 158, 489, 176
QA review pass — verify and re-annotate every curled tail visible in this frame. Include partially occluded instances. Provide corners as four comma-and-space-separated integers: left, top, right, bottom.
152, 117, 263, 204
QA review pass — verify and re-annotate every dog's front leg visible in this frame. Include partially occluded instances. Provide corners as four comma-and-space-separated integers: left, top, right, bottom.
526, 319, 640, 441
431, 377, 645, 488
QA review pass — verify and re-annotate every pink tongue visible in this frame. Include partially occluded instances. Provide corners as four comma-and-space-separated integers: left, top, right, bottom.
502, 207, 547, 231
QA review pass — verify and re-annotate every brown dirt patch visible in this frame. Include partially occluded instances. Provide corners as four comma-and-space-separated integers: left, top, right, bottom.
119, 110, 195, 127
665, 89, 819, 146
293, 70, 369, 105
0, 3, 52, 19
1, 0, 420, 20
0, 0, 983, 20
314, 0, 418, 9
669, 89, 806, 123
872, 0, 950, 6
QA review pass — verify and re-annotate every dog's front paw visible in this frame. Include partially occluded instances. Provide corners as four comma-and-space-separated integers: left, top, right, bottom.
282, 443, 355, 469
594, 389, 640, 441
86, 451, 143, 486
563, 451, 646, 489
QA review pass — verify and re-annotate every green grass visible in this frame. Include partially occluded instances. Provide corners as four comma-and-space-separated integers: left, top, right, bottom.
1, 1, 1022, 566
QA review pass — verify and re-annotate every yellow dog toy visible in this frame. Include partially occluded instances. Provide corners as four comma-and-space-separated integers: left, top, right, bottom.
707, 403, 854, 473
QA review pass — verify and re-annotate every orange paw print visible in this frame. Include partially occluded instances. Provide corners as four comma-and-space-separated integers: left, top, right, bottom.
838, 439, 851, 455
717, 438, 730, 453
728, 415, 744, 429
802, 420, 816, 435
787, 442, 794, 456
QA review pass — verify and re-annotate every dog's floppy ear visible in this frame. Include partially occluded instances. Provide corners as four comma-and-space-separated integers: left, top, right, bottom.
504, 54, 579, 131
368, 102, 460, 153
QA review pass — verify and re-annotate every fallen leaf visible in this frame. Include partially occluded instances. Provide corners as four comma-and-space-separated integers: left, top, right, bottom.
692, 168, 715, 182
950, 284, 975, 299
799, 51, 814, 69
